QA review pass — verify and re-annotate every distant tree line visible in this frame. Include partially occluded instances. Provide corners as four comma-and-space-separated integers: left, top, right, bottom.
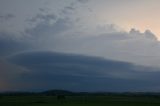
0, 90, 160, 98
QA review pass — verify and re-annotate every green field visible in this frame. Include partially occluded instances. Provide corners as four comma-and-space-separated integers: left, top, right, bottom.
1, 95, 160, 106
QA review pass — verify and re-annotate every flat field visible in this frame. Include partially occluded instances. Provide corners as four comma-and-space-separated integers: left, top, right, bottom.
0, 95, 160, 106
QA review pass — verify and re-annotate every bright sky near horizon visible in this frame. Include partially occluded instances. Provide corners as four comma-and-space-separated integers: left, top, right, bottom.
81, 0, 160, 39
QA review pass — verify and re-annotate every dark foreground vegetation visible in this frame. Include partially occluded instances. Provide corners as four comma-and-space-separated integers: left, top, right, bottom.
1, 90, 160, 106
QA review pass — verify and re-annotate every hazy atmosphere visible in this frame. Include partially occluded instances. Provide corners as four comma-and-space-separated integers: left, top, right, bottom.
1, 0, 160, 92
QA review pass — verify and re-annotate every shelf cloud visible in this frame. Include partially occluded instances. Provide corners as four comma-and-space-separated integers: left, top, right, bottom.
1, 0, 160, 92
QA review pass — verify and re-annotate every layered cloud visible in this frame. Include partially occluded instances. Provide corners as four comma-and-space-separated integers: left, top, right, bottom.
23, 15, 160, 67
1, 0, 160, 92
1, 11, 160, 67
0, 31, 29, 56
1, 51, 160, 92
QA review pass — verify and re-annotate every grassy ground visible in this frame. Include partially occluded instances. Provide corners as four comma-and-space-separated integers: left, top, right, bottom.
0, 95, 160, 106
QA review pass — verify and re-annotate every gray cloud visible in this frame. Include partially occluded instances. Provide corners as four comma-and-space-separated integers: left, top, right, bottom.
26, 22, 159, 67
1, 0, 160, 92
29, 13, 56, 23
0, 14, 15, 20
4, 51, 160, 92
0, 10, 160, 68
77, 0, 89, 4
144, 29, 157, 40
26, 17, 71, 37
0, 11, 74, 56
0, 31, 28, 56
129, 28, 157, 40
24, 16, 74, 50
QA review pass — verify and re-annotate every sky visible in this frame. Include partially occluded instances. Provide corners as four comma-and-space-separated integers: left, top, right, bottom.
1, 0, 160, 92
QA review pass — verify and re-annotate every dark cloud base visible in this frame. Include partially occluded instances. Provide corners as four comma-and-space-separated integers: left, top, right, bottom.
3, 51, 160, 92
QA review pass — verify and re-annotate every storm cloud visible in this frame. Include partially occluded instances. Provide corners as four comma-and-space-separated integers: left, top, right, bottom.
0, 14, 15, 21
23, 16, 160, 67
1, 0, 160, 92
1, 12, 160, 67
0, 31, 28, 56
1, 51, 159, 92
